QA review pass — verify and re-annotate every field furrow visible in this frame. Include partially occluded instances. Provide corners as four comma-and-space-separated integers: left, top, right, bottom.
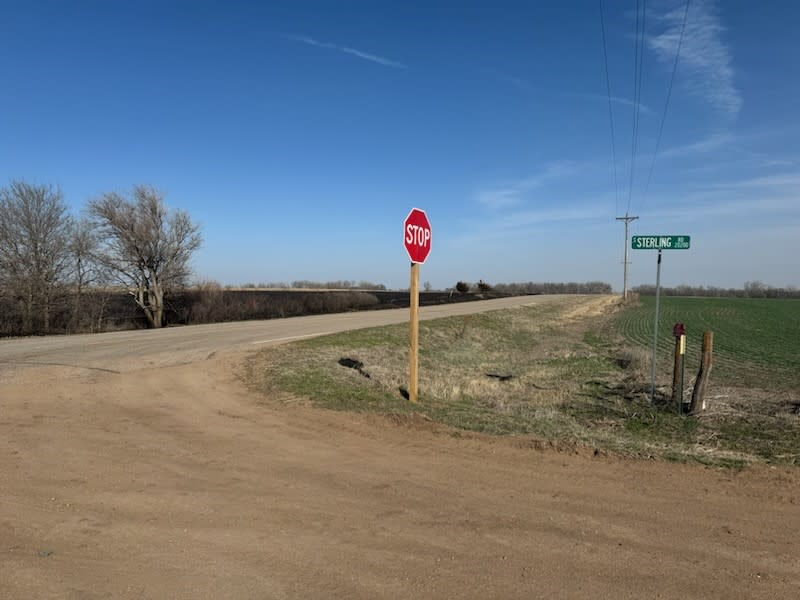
615, 297, 800, 389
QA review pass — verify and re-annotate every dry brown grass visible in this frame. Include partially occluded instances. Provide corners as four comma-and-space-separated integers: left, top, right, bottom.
243, 294, 799, 467
245, 296, 622, 435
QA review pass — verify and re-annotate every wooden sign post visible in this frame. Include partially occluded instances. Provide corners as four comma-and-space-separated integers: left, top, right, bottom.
408, 262, 420, 403
671, 323, 686, 413
689, 331, 714, 414
403, 208, 432, 404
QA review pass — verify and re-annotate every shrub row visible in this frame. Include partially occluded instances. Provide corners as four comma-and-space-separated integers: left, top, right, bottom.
0, 288, 380, 337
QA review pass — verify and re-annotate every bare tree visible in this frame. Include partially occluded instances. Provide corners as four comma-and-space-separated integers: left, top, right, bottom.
0, 181, 73, 333
89, 185, 202, 328
67, 217, 114, 332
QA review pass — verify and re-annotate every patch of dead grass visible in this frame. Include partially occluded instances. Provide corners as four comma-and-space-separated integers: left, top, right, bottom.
243, 295, 799, 466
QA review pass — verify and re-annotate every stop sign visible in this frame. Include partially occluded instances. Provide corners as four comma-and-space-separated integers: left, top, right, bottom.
403, 208, 431, 264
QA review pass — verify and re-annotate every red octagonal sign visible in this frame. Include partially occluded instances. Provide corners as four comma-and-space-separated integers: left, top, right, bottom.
403, 208, 432, 264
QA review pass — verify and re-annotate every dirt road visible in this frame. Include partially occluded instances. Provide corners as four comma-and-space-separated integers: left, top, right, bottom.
1, 299, 798, 598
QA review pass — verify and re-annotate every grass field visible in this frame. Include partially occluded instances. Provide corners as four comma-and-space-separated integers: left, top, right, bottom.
244, 294, 800, 466
615, 296, 800, 390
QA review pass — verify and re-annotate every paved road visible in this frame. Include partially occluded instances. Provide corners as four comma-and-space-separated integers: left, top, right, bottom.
0, 295, 557, 374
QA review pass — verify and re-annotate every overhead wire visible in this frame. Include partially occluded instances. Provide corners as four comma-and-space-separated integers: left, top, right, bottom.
626, 0, 640, 216
599, 0, 620, 217
634, 0, 647, 201
636, 0, 691, 217
626, 0, 647, 216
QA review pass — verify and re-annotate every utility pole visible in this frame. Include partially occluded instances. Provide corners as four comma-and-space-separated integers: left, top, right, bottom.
616, 214, 639, 300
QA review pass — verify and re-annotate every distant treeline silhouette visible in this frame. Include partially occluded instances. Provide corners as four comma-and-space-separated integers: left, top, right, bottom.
236, 280, 387, 290
633, 281, 800, 299
491, 281, 612, 295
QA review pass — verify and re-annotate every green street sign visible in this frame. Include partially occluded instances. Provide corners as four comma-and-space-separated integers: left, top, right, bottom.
631, 235, 691, 250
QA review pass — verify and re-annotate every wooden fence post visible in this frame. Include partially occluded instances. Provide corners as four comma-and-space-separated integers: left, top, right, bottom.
689, 331, 713, 415
672, 334, 685, 412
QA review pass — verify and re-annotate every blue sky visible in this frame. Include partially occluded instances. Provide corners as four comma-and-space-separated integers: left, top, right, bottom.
2, 1, 798, 290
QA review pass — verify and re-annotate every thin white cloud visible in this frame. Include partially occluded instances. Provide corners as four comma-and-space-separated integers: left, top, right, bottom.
571, 93, 653, 114
476, 161, 583, 210
452, 198, 613, 247
507, 77, 535, 92
760, 158, 797, 168
707, 173, 800, 189
660, 131, 734, 157
495, 203, 610, 228
648, 0, 741, 116
644, 171, 800, 219
288, 34, 322, 47
477, 189, 523, 210
338, 47, 404, 68
286, 34, 405, 69
650, 192, 799, 220
517, 161, 582, 187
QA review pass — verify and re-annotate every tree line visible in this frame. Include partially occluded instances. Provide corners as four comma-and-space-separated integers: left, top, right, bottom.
489, 281, 613, 295
0, 181, 201, 336
236, 280, 387, 290
632, 282, 800, 299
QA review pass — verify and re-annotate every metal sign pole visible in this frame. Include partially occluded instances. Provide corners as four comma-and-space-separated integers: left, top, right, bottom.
651, 249, 662, 401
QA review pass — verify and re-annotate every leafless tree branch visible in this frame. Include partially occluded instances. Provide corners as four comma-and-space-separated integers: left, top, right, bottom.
89, 185, 202, 328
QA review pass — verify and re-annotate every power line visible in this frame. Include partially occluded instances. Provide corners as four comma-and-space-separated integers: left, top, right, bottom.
626, 0, 647, 215
626, 0, 639, 215
605, 1, 644, 298
619, 1, 647, 299
637, 0, 691, 216
599, 0, 620, 216
633, 0, 647, 202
